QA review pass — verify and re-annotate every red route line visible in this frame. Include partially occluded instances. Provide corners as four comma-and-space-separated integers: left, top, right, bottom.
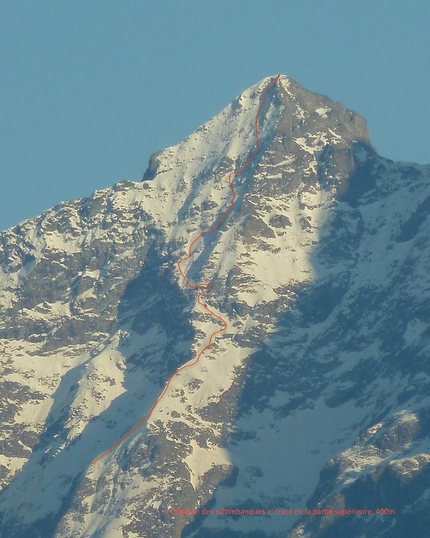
91, 74, 280, 465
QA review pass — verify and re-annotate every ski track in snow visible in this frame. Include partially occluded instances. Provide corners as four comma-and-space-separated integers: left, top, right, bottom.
91, 74, 281, 464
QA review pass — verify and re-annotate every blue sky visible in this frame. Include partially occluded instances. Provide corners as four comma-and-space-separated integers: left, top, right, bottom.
1, 0, 429, 232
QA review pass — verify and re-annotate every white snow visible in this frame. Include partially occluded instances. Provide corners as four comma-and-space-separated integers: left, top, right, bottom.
315, 107, 331, 118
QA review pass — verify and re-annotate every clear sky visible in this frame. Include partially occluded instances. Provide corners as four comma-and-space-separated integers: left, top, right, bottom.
1, 0, 429, 232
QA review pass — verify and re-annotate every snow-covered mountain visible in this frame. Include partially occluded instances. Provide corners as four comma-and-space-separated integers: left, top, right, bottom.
1, 74, 430, 538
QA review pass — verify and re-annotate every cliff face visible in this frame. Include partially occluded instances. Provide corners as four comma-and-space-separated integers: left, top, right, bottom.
1, 75, 430, 537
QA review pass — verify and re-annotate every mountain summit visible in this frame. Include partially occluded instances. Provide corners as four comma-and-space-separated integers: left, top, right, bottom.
1, 75, 430, 538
